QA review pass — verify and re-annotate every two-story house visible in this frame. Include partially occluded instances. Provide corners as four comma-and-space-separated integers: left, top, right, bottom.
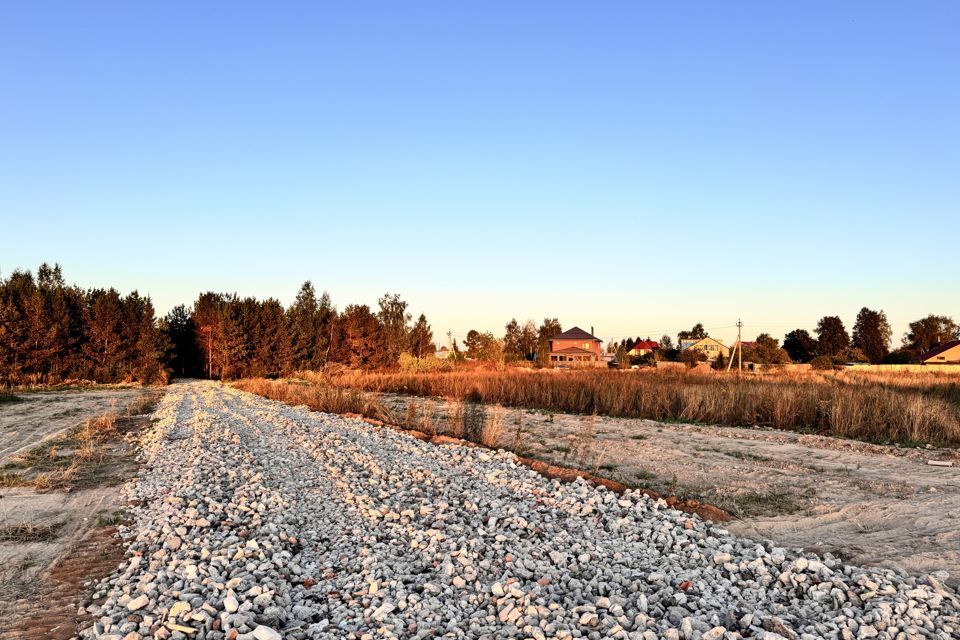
548, 327, 603, 365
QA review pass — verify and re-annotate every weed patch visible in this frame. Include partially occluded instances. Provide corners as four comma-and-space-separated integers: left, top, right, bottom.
0, 522, 64, 543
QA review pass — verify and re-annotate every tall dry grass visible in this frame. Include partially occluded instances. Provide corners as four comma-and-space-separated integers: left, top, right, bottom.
307, 368, 960, 446
231, 378, 395, 424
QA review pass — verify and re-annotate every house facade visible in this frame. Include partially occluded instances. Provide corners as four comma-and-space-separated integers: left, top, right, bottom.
628, 339, 659, 357
680, 336, 730, 361
921, 340, 960, 365
548, 327, 603, 365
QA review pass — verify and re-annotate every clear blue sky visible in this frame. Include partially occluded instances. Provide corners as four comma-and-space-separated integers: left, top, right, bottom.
1, 2, 957, 346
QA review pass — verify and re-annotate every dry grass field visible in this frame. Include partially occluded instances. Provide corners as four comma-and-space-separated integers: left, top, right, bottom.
282, 367, 960, 447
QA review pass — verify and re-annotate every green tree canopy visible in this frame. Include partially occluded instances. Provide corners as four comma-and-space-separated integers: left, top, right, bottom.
815, 316, 850, 356
851, 307, 892, 364
783, 329, 817, 363
903, 315, 959, 355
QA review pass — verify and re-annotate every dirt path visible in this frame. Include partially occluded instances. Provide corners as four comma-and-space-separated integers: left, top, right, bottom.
0, 388, 158, 638
378, 392, 960, 585
0, 388, 146, 463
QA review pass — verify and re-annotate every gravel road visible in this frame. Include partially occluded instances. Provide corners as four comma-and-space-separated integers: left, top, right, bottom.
81, 381, 959, 639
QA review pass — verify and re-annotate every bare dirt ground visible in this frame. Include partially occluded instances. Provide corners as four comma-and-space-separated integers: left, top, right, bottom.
0, 388, 146, 463
0, 389, 157, 639
378, 392, 960, 586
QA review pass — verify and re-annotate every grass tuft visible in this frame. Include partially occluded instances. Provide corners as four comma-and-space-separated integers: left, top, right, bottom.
0, 391, 22, 404
0, 522, 63, 542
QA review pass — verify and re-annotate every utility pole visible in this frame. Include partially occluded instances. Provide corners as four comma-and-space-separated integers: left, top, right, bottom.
737, 318, 743, 374
726, 318, 744, 374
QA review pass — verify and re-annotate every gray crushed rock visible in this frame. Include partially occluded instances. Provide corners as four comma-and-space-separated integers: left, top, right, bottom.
79, 381, 959, 639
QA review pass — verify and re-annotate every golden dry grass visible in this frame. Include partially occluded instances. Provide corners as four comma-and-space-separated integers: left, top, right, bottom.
231, 378, 395, 424
302, 367, 960, 446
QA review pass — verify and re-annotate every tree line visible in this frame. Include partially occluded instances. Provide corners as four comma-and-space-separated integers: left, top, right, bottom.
459, 318, 563, 365
167, 283, 434, 379
781, 308, 958, 365
466, 308, 959, 368
0, 264, 167, 385
602, 309, 958, 368
0, 264, 434, 385
2, 264, 957, 385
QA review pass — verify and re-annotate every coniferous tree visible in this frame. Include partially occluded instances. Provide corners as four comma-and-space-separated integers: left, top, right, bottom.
503, 319, 523, 361
287, 282, 320, 371
341, 304, 381, 369
312, 291, 336, 369
82, 289, 125, 379
163, 305, 200, 377
409, 314, 434, 358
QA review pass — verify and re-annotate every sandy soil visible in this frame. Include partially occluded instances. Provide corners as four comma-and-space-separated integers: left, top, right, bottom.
0, 388, 145, 463
0, 487, 121, 598
379, 392, 960, 586
0, 388, 154, 629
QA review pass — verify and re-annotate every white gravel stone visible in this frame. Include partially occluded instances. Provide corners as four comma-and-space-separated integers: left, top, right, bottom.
77, 381, 960, 640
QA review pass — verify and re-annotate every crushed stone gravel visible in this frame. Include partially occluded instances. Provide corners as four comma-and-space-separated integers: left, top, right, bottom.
79, 381, 960, 639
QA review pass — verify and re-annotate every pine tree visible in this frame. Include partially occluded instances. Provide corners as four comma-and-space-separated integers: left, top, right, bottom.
341, 304, 381, 369
409, 314, 434, 358
503, 319, 522, 361
288, 282, 319, 370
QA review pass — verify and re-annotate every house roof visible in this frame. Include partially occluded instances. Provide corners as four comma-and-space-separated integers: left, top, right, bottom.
921, 340, 960, 361
550, 326, 601, 342
630, 340, 659, 350
550, 346, 596, 355
681, 336, 727, 350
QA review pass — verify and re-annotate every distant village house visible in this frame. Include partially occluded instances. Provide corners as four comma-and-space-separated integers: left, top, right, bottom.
920, 340, 960, 365
549, 327, 603, 366
680, 336, 729, 361
627, 339, 659, 357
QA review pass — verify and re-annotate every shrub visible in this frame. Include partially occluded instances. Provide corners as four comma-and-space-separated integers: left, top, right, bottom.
679, 350, 707, 368
809, 355, 835, 371
398, 353, 453, 373
883, 350, 915, 365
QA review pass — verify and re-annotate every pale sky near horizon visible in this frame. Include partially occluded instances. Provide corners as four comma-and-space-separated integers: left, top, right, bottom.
1, 2, 958, 346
